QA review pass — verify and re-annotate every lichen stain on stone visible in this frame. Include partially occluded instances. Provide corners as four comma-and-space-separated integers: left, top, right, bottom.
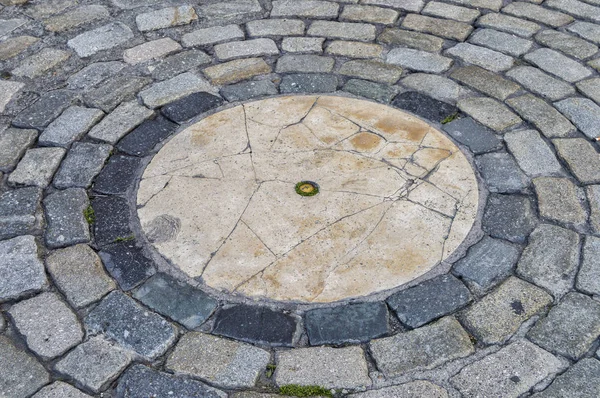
349, 131, 383, 152
145, 214, 181, 243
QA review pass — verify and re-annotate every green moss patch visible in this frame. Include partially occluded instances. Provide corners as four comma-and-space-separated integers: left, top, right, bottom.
279, 384, 332, 397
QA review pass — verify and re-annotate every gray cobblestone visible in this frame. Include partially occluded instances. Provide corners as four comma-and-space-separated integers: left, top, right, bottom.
445, 0, 501, 10
9, 292, 83, 359
462, 277, 552, 344
422, 1, 479, 23
362, 0, 424, 11
11, 48, 70, 78
343, 79, 400, 103
387, 48, 452, 73
340, 59, 403, 84
44, 5, 109, 32
55, 336, 131, 393
136, 6, 197, 32
67, 61, 126, 90
451, 340, 562, 398
167, 332, 270, 388
220, 80, 278, 101
67, 22, 134, 57
215, 38, 279, 61
308, 21, 376, 41
588, 185, 600, 233
341, 5, 399, 25
141, 72, 215, 108
450, 66, 520, 100
567, 21, 600, 44
482, 194, 538, 243
553, 138, 600, 184
8, 147, 65, 188
507, 94, 575, 138
275, 346, 371, 389
281, 37, 324, 53
247, 19, 304, 36
54, 142, 112, 188
525, 48, 593, 83
39, 106, 104, 147
554, 97, 600, 140
0, 235, 46, 302
443, 117, 503, 154
475, 152, 529, 192
457, 97, 522, 131
446, 43, 514, 72
203, 58, 271, 85
546, 0, 600, 23
402, 14, 472, 41
588, 58, 600, 71
151, 50, 212, 81
528, 292, 600, 360
577, 77, 600, 105
0, 36, 38, 61
517, 224, 580, 298
503, 2, 574, 27
533, 177, 587, 227
401, 73, 471, 104
469, 29, 533, 57
377, 28, 444, 52
280, 73, 338, 93
123, 38, 182, 65
182, 24, 244, 47
276, 54, 334, 73
577, 236, 600, 296
88, 101, 153, 144
46, 244, 116, 308
505, 130, 563, 177
535, 30, 598, 60
196, 0, 263, 24
84, 75, 152, 113
44, 188, 90, 248
371, 317, 474, 376
0, 127, 37, 172
348, 381, 449, 398
533, 358, 600, 398
506, 66, 575, 101
13, 90, 74, 130
32, 381, 92, 398
0, 187, 42, 240
271, 0, 339, 18
0, 335, 49, 398
452, 236, 521, 290
477, 13, 541, 37
0, 18, 28, 38
325, 41, 382, 58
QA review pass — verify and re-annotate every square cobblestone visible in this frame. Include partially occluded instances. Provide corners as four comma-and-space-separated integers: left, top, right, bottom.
44, 188, 90, 248
453, 236, 521, 290
401, 74, 471, 104
220, 80, 277, 102
506, 66, 575, 101
533, 358, 600, 398
9, 292, 83, 359
442, 117, 502, 154
387, 47, 452, 73
446, 43, 514, 72
271, 0, 339, 18
88, 101, 154, 144
280, 73, 338, 94
504, 130, 563, 177
275, 346, 370, 390
39, 106, 104, 147
8, 147, 65, 188
151, 50, 212, 81
554, 97, 600, 140
135, 6, 197, 32
67, 62, 126, 90
307, 21, 376, 42
533, 177, 587, 228
457, 97, 522, 131
553, 138, 600, 184
140, 72, 216, 109
482, 194, 537, 243
182, 24, 245, 47
0, 335, 49, 397
276, 54, 334, 73
577, 236, 600, 296
32, 381, 92, 398
13, 90, 74, 129
99, 241, 155, 291
535, 30, 598, 60
54, 142, 112, 189
85, 291, 176, 359
0, 127, 37, 172
525, 48, 592, 83
371, 317, 474, 376
476, 152, 530, 193
203, 58, 271, 85
450, 66, 520, 101
84, 75, 152, 113
214, 38, 279, 61
477, 13, 540, 37
67, 22, 134, 57
507, 94, 575, 138
377, 28, 443, 52
343, 79, 399, 103
469, 29, 533, 57
402, 13, 472, 41
528, 292, 600, 360
0, 235, 46, 302
46, 244, 116, 308
0, 186, 42, 240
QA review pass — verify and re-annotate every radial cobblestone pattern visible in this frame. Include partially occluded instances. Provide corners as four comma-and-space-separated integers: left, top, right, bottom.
139, 96, 478, 302
2, 0, 600, 396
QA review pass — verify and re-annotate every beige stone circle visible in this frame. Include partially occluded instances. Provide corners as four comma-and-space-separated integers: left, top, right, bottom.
137, 95, 479, 303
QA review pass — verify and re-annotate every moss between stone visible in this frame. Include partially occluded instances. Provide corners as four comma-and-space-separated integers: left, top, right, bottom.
279, 385, 333, 397
83, 205, 95, 224
266, 364, 276, 378
441, 112, 459, 124
113, 235, 135, 243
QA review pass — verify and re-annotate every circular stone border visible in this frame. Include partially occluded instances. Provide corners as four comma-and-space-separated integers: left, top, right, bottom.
90, 92, 490, 347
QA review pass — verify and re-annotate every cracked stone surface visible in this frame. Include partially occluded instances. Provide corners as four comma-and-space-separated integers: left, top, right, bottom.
2, 0, 600, 395
138, 95, 478, 302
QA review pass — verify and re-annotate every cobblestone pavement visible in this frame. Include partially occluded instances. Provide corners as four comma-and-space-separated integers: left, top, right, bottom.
1, 0, 600, 397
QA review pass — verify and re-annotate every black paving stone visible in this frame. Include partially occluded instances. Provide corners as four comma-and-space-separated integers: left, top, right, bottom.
212, 305, 297, 346
305, 302, 389, 345
116, 364, 223, 398
12, 90, 74, 129
161, 92, 223, 123
84, 291, 176, 360
99, 241, 155, 291
117, 116, 178, 156
442, 117, 503, 154
387, 274, 472, 328
391, 91, 458, 123
220, 80, 278, 102
482, 194, 538, 243
93, 155, 142, 195
133, 273, 217, 329
0, 187, 42, 240
452, 236, 521, 291
280, 73, 338, 94
91, 196, 132, 247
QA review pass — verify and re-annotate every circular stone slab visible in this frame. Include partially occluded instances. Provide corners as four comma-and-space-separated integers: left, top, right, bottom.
137, 96, 479, 303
